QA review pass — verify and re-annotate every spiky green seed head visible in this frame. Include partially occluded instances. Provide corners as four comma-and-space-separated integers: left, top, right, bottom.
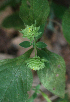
20, 24, 41, 42
26, 56, 47, 71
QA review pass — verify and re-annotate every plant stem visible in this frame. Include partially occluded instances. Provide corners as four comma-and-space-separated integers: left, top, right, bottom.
40, 90, 52, 102
34, 37, 37, 57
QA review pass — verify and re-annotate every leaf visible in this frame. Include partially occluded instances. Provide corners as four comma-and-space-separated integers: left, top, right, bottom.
35, 84, 40, 90
51, 2, 67, 19
31, 85, 40, 100
0, 48, 33, 102
32, 93, 37, 99
19, 41, 31, 48
2, 12, 25, 30
36, 42, 47, 48
19, 0, 50, 26
37, 48, 66, 98
33, 84, 40, 93
62, 7, 70, 44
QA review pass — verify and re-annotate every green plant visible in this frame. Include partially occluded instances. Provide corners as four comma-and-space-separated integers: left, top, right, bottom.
1, 0, 70, 102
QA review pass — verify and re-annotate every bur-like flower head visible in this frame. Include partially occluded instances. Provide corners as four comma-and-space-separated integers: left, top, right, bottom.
26, 56, 47, 70
20, 24, 41, 42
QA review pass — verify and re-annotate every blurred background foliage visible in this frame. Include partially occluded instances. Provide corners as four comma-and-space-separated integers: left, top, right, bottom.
0, 0, 69, 29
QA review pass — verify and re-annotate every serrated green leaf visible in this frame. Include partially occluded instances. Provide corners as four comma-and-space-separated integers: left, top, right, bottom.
2, 12, 25, 30
62, 7, 70, 44
36, 42, 47, 48
19, 41, 31, 48
19, 0, 50, 26
37, 48, 66, 98
51, 2, 67, 19
0, 48, 33, 102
